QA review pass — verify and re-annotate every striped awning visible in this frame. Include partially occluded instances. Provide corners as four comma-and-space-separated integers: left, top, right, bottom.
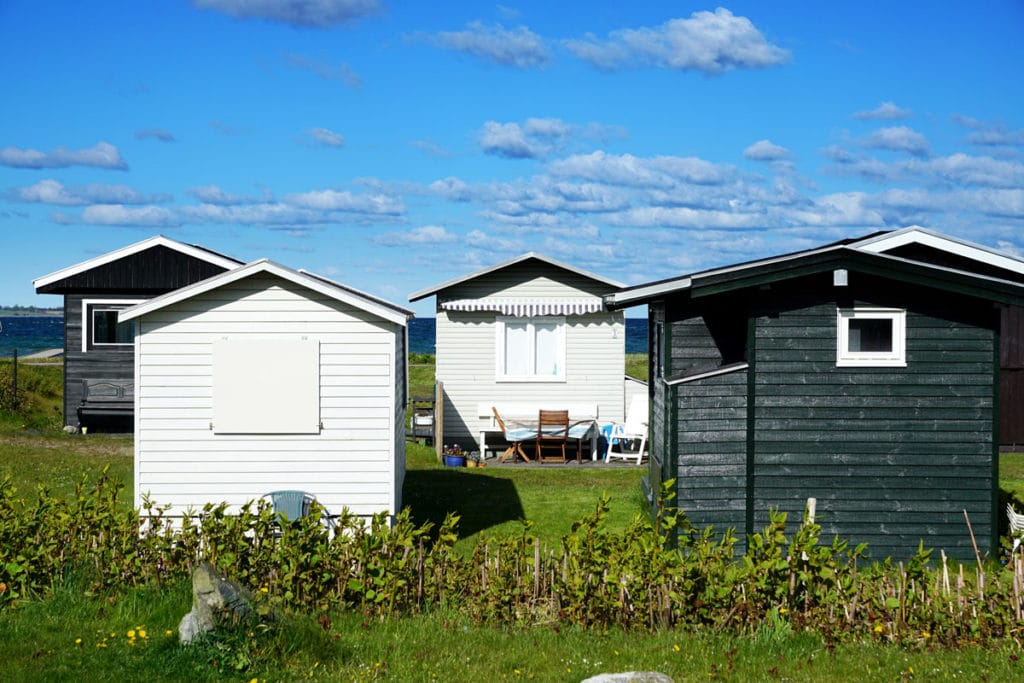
440, 297, 605, 316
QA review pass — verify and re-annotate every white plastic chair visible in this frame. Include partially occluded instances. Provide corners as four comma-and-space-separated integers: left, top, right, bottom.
605, 394, 648, 465
1008, 503, 1024, 552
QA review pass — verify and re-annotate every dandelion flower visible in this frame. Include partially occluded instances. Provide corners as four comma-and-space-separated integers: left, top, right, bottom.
874, 625, 884, 633
138, 629, 147, 639
673, 644, 681, 652
779, 607, 788, 614
127, 630, 135, 638
165, 629, 173, 636
75, 638, 82, 646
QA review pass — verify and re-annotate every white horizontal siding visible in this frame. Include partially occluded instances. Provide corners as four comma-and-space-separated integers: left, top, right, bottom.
437, 308, 625, 446
134, 273, 400, 519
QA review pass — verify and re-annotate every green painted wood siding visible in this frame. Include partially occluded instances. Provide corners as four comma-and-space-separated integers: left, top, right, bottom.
752, 294, 997, 560
676, 370, 748, 551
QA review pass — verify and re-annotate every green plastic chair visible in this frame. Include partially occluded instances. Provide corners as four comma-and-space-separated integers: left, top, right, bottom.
264, 490, 335, 534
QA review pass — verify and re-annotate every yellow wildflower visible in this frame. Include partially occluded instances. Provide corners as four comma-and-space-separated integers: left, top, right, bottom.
673, 643, 681, 652
75, 638, 82, 646
138, 629, 147, 639
127, 629, 135, 638
165, 629, 173, 636
874, 624, 884, 633
921, 631, 930, 639
779, 607, 788, 614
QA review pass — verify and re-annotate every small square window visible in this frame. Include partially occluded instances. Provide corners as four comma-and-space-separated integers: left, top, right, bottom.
837, 308, 906, 367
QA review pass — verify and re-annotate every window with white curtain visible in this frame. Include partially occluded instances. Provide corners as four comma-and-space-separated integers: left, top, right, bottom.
496, 317, 565, 381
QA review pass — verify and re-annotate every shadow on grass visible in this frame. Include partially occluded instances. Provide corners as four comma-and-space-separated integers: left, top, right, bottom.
403, 468, 525, 540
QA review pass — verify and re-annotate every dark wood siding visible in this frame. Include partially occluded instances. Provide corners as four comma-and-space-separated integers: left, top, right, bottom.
647, 305, 668, 506
46, 246, 236, 427
1001, 305, 1024, 446
63, 294, 136, 428
37, 245, 232, 294
675, 370, 748, 553
751, 279, 997, 560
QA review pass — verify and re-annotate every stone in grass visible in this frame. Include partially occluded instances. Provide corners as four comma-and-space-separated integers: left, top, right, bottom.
581, 674, 674, 683
178, 562, 254, 644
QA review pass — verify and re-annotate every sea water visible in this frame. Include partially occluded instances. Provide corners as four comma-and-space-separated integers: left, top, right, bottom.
0, 316, 64, 357
0, 316, 648, 357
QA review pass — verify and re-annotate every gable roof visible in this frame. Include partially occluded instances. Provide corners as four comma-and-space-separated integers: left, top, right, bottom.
33, 235, 242, 292
607, 237, 1024, 309
851, 226, 1024, 275
408, 252, 624, 302
119, 259, 413, 327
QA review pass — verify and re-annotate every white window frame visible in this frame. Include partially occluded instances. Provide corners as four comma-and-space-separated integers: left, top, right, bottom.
495, 316, 566, 382
836, 307, 906, 367
81, 298, 144, 352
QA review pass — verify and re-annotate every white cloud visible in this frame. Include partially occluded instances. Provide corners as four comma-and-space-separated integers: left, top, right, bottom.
858, 126, 931, 157
411, 140, 452, 158
284, 188, 405, 215
185, 184, 262, 205
374, 225, 459, 246
13, 179, 169, 206
564, 9, 790, 74
478, 121, 548, 159
135, 128, 176, 142
282, 53, 362, 87
853, 101, 912, 121
548, 151, 735, 188
0, 141, 127, 170
193, 0, 381, 28
304, 127, 346, 148
80, 204, 178, 227
744, 139, 790, 162
428, 22, 550, 68
523, 118, 571, 138
181, 202, 326, 225
952, 114, 1024, 147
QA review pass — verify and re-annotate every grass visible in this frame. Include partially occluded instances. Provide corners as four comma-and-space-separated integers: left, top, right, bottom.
1000, 452, 1024, 503
3, 357, 1024, 679
3, 579, 1022, 682
403, 442, 647, 553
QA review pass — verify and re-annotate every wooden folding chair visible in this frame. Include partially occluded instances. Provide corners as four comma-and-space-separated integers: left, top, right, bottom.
535, 410, 569, 463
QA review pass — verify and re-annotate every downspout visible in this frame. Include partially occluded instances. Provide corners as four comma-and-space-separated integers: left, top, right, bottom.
992, 310, 1002, 557
745, 313, 757, 544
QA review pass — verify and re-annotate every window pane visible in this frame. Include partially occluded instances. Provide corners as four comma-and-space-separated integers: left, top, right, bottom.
504, 322, 529, 375
848, 318, 892, 352
534, 322, 559, 376
93, 309, 134, 345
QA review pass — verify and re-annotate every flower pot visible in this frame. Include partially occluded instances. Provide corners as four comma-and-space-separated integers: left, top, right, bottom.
443, 454, 466, 467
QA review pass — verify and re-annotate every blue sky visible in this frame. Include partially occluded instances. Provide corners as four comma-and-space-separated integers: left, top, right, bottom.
3, 1, 1023, 316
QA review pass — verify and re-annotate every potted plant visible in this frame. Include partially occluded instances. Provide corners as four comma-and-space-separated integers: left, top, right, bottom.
442, 444, 467, 467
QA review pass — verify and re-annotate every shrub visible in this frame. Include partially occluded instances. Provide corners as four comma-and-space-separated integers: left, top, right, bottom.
1, 473, 1022, 647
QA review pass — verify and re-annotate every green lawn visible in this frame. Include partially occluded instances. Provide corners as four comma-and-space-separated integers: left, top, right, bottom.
3, 365, 1024, 680
1000, 452, 1024, 503
403, 442, 647, 553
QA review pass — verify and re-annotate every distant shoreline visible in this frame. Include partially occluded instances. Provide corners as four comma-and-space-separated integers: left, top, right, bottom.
0, 309, 62, 317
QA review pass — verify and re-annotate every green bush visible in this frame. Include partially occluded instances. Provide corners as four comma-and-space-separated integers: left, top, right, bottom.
2, 473, 1022, 648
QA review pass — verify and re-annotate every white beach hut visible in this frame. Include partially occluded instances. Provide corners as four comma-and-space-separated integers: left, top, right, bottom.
119, 259, 413, 522
409, 253, 625, 458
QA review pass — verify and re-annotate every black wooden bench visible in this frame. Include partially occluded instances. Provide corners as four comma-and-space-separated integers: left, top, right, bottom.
77, 379, 134, 426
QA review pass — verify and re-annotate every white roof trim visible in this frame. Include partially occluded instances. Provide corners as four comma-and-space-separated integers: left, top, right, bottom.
34, 235, 241, 290
852, 227, 1024, 274
664, 362, 749, 386
119, 259, 412, 327
442, 297, 605, 316
409, 252, 624, 301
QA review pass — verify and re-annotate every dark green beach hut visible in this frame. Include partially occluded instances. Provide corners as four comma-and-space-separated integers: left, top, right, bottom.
607, 228, 1024, 560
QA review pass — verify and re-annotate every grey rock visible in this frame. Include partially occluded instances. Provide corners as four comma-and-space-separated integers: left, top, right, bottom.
62, 425, 78, 434
581, 674, 674, 683
178, 562, 253, 644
